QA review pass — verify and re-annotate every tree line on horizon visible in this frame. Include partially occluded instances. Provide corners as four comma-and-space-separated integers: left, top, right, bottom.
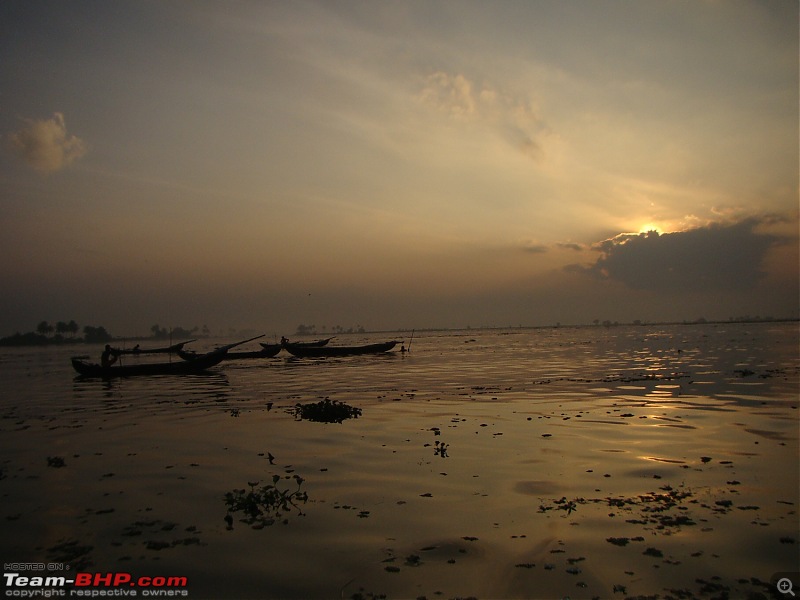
0, 321, 210, 347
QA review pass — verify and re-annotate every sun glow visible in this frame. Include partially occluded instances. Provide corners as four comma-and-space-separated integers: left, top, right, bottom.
638, 223, 662, 234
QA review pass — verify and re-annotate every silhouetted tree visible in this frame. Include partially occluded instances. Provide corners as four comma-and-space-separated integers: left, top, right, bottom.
171, 326, 197, 339
83, 325, 111, 343
295, 324, 316, 336
37, 321, 53, 337
67, 320, 79, 337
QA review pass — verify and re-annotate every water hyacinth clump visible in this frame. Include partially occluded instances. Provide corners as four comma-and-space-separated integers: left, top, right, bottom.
291, 398, 362, 423
224, 474, 308, 529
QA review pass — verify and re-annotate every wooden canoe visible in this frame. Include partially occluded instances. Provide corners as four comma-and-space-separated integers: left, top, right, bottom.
179, 344, 281, 361
272, 337, 332, 349
114, 340, 196, 355
282, 341, 398, 358
72, 348, 227, 377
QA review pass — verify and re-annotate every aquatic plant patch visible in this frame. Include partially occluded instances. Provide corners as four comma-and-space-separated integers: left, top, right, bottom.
538, 485, 698, 533
290, 398, 362, 423
224, 474, 308, 528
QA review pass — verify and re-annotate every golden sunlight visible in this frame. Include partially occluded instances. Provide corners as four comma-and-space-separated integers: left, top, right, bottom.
638, 223, 662, 234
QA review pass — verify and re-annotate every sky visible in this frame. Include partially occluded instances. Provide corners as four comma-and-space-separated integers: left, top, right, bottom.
1, 0, 797, 337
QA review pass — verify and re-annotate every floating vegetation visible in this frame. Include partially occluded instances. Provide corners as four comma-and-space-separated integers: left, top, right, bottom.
404, 554, 422, 567
606, 536, 644, 546
534, 371, 691, 386
290, 398, 362, 423
433, 440, 449, 457
607, 537, 629, 547
538, 497, 578, 515
539, 485, 699, 533
47, 456, 66, 468
225, 474, 308, 528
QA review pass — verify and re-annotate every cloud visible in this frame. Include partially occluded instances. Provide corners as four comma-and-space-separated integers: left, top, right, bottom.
520, 242, 548, 254
8, 113, 87, 173
568, 217, 786, 291
418, 71, 548, 162
418, 72, 477, 119
557, 242, 585, 252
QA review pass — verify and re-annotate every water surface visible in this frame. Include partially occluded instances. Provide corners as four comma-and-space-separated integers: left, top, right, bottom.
1, 323, 797, 598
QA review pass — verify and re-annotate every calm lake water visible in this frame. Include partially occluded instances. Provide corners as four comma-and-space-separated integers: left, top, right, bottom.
1, 323, 798, 599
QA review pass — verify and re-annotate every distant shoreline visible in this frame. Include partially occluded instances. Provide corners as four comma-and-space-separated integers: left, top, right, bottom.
1, 317, 796, 347
0, 332, 208, 348
383, 316, 799, 333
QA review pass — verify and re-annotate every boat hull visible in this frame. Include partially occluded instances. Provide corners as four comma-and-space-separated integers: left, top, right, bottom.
115, 340, 196, 355
283, 341, 398, 358
179, 346, 281, 361
72, 349, 226, 377
263, 338, 331, 352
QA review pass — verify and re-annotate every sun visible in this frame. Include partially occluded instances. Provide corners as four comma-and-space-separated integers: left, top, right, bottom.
638, 222, 662, 234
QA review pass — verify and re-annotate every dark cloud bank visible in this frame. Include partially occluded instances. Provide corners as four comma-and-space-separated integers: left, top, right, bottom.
568, 217, 790, 292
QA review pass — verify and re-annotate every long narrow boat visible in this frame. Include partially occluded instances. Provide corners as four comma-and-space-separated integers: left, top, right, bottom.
179, 344, 281, 361
114, 340, 196, 355
72, 348, 227, 378
270, 337, 332, 350
282, 340, 398, 358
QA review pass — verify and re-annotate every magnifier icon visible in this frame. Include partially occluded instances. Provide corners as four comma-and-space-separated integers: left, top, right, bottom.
778, 578, 795, 596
